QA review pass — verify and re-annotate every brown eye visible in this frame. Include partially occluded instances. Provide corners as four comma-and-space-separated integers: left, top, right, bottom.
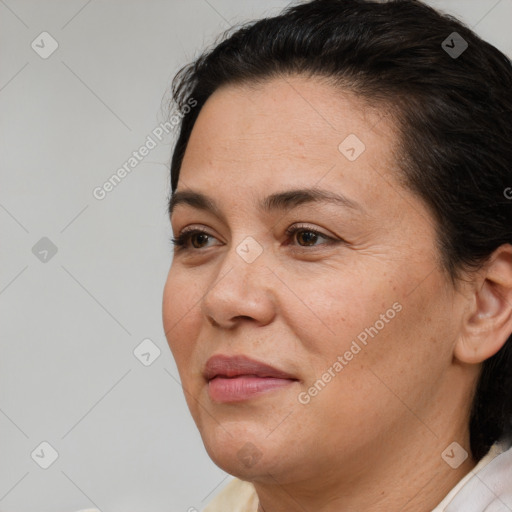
171, 228, 217, 251
190, 232, 210, 249
296, 230, 320, 246
285, 225, 334, 248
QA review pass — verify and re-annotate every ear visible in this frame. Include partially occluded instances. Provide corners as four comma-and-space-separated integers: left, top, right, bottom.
454, 244, 512, 364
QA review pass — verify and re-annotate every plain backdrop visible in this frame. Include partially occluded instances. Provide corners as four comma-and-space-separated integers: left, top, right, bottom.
1, 1, 511, 511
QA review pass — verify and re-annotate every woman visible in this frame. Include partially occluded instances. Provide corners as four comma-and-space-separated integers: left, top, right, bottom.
162, 0, 512, 510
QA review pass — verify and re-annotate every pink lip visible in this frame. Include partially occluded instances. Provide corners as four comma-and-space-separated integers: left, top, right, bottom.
203, 354, 298, 403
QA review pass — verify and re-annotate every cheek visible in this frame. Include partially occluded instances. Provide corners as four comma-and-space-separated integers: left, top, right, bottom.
287, 269, 452, 448
285, 259, 451, 386
162, 267, 203, 368
275, 263, 395, 357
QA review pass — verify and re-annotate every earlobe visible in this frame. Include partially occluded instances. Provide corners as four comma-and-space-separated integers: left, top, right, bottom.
454, 244, 512, 365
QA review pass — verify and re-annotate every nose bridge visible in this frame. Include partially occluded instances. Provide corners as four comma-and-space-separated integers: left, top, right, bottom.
200, 231, 275, 325
215, 232, 270, 293
234, 233, 266, 266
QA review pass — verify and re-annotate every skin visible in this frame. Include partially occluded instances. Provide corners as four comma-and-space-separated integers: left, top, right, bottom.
162, 75, 512, 512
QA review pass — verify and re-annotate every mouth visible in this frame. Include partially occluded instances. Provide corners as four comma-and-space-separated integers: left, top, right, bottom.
203, 354, 299, 403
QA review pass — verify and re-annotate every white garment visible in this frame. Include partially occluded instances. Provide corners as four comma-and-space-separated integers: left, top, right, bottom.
433, 436, 512, 512
202, 436, 512, 512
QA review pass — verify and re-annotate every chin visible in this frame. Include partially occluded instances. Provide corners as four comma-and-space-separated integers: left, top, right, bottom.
198, 421, 304, 483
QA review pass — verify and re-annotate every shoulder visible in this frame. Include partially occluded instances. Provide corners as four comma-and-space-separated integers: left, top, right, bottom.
202, 477, 258, 512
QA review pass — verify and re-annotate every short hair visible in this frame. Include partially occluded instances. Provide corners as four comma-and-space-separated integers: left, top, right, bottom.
168, 0, 512, 461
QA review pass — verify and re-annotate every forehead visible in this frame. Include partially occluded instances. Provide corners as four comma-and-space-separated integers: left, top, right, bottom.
178, 75, 398, 211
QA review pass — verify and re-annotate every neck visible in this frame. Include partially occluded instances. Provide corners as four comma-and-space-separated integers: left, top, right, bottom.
254, 436, 477, 512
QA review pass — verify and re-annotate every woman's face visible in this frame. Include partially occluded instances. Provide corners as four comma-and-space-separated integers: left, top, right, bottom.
162, 75, 469, 485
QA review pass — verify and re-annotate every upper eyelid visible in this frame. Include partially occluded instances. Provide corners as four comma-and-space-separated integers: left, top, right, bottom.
176, 223, 332, 237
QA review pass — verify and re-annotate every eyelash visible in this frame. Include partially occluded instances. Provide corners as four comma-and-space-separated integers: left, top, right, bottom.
170, 224, 339, 252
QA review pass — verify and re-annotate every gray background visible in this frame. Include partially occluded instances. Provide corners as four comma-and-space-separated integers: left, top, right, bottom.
1, 1, 511, 511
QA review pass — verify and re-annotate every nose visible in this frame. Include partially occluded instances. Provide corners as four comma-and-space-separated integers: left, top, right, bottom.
200, 236, 277, 329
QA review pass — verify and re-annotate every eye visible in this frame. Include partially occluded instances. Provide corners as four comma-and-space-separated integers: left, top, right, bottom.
171, 223, 340, 253
170, 227, 218, 251
284, 224, 337, 248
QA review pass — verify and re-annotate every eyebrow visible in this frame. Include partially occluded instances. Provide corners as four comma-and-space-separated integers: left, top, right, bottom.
168, 187, 363, 221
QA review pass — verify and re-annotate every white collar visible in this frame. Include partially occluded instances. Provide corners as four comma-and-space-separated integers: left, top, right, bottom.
432, 436, 512, 511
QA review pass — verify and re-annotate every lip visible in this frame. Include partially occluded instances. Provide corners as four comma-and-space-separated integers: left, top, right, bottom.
203, 354, 298, 403
203, 354, 297, 380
